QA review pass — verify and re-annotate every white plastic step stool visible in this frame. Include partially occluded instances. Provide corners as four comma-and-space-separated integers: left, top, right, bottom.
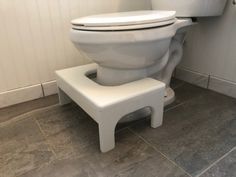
56, 63, 165, 152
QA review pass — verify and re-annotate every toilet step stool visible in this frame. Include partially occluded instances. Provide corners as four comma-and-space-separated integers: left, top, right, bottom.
56, 63, 165, 153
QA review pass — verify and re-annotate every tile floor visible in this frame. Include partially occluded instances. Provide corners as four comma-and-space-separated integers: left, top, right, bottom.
0, 79, 235, 177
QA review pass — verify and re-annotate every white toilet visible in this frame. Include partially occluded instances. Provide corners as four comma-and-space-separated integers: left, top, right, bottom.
70, 0, 227, 106
69, 1, 228, 124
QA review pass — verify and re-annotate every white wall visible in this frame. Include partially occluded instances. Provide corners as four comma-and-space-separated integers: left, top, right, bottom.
180, 0, 236, 83
0, 0, 151, 93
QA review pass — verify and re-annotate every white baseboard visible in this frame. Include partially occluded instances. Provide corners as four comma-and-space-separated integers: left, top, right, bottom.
0, 80, 59, 109
175, 67, 236, 99
175, 67, 209, 88
42, 80, 58, 96
209, 76, 236, 99
0, 84, 44, 108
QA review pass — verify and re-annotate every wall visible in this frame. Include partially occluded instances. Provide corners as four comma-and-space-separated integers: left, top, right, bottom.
0, 0, 151, 107
2, 0, 235, 108
177, 0, 236, 98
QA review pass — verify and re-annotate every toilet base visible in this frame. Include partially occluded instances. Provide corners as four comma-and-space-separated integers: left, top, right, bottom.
164, 87, 175, 106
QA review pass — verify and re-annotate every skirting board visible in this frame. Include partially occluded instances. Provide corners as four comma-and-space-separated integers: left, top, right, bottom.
0, 81, 58, 109
175, 67, 236, 99
42, 81, 58, 96
208, 76, 236, 99
175, 67, 209, 88
0, 84, 44, 108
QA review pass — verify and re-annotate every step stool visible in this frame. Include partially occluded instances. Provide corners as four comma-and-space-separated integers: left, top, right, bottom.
56, 63, 165, 153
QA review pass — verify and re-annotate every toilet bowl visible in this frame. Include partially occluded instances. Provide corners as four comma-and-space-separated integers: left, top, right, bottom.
70, 11, 193, 105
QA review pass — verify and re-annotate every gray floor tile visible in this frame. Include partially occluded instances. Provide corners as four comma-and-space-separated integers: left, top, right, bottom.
35, 103, 97, 160
35, 102, 139, 160
0, 95, 58, 124
35, 103, 89, 136
0, 119, 55, 177
166, 78, 206, 111
200, 148, 236, 177
130, 83, 236, 176
19, 130, 189, 177
173, 82, 208, 105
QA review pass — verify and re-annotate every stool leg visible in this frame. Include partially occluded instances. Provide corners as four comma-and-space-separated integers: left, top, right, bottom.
98, 120, 118, 153
58, 88, 71, 105
150, 105, 164, 128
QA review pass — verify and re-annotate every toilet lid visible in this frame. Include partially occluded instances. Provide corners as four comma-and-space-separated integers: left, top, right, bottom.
72, 10, 176, 31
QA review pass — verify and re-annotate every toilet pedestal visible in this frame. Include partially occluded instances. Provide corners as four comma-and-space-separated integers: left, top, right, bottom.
56, 63, 165, 152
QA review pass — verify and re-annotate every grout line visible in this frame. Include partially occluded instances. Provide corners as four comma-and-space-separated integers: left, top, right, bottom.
196, 146, 236, 177
0, 104, 59, 128
41, 84, 45, 97
206, 75, 211, 89
164, 102, 185, 112
127, 127, 193, 177
34, 117, 58, 158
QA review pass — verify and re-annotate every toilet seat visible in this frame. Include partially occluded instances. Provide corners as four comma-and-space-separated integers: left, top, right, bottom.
72, 10, 176, 31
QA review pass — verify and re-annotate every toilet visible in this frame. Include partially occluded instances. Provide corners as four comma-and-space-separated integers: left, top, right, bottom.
69, 0, 227, 120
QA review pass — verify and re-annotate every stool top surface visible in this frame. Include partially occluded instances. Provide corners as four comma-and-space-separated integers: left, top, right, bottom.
56, 64, 165, 108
